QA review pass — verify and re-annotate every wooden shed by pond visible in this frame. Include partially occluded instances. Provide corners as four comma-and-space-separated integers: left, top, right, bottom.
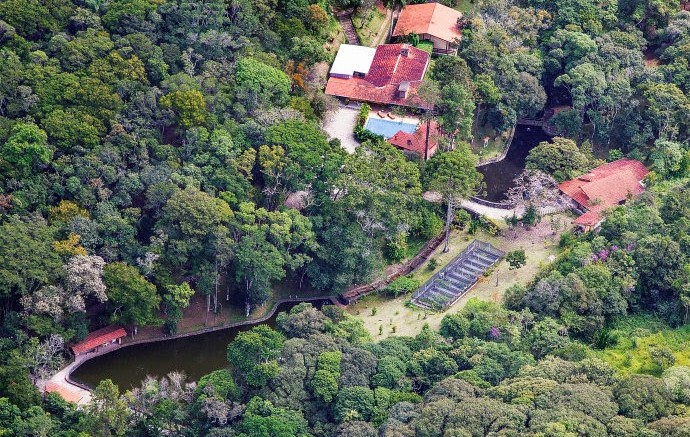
71, 325, 127, 356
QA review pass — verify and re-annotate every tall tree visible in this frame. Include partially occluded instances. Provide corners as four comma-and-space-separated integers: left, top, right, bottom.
104, 262, 161, 328
425, 146, 483, 252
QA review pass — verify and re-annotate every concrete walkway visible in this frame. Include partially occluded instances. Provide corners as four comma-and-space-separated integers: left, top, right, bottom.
46, 356, 92, 405
461, 199, 520, 220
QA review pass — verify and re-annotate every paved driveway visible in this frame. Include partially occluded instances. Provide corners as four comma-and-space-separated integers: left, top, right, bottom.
322, 105, 360, 154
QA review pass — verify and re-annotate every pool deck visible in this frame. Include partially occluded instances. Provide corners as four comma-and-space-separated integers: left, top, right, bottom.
367, 111, 419, 125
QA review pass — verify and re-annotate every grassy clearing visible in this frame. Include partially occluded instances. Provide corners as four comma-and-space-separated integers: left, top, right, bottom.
472, 120, 510, 162
417, 41, 434, 54
593, 315, 690, 376
352, 8, 386, 47
324, 16, 347, 57
453, 0, 479, 13
347, 214, 568, 338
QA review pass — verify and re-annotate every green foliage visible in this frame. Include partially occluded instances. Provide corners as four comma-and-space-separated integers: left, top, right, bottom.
195, 369, 240, 401
104, 262, 161, 327
234, 57, 291, 113
85, 379, 130, 436
505, 250, 527, 270
1, 122, 51, 177
227, 325, 285, 387
159, 90, 207, 128
526, 137, 592, 182
356, 103, 370, 128
312, 351, 342, 402
385, 276, 420, 297
334, 386, 375, 422
237, 397, 310, 437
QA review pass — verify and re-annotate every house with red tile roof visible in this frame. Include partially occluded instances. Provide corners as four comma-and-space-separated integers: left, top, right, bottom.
392, 3, 463, 55
325, 43, 431, 109
558, 158, 649, 231
388, 120, 441, 160
71, 325, 127, 356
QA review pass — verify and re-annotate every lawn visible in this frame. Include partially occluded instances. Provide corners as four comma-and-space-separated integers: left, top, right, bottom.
453, 0, 479, 13
472, 119, 511, 163
347, 214, 568, 338
352, 8, 387, 47
324, 16, 347, 58
593, 315, 690, 376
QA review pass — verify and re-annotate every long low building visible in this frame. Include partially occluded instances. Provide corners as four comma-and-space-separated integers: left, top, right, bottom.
325, 43, 431, 109
559, 158, 649, 231
71, 325, 127, 356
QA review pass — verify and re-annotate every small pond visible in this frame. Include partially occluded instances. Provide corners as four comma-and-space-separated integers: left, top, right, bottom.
365, 116, 417, 139
71, 300, 331, 391
477, 125, 551, 202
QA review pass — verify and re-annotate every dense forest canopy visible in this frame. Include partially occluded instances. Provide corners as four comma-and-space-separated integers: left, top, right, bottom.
1, 0, 690, 434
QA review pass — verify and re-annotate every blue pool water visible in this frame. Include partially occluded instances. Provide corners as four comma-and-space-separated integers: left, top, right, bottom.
364, 117, 417, 139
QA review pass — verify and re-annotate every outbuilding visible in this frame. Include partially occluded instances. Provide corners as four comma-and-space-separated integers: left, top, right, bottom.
71, 325, 127, 356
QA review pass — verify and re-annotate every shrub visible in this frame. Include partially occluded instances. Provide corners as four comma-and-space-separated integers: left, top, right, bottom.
505, 250, 527, 270
385, 276, 421, 297
356, 103, 371, 128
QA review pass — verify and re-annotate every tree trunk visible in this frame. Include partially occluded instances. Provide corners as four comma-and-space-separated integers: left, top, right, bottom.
473, 102, 481, 143
424, 117, 430, 160
213, 258, 219, 313
443, 196, 453, 253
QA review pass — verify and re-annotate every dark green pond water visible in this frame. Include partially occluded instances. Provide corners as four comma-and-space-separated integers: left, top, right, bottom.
477, 126, 551, 202
71, 300, 330, 391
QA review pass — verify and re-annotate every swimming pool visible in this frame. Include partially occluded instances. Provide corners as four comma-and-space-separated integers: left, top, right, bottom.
364, 117, 417, 139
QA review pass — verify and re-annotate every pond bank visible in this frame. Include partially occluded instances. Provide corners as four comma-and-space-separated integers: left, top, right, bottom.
63, 296, 336, 393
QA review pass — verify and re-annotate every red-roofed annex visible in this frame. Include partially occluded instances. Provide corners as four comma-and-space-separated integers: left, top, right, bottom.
71, 325, 127, 355
558, 158, 649, 230
388, 120, 440, 159
392, 3, 463, 54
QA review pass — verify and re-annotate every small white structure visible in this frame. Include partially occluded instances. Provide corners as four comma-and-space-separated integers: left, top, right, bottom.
328, 44, 377, 79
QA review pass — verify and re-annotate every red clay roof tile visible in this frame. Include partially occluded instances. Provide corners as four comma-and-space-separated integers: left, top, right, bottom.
559, 159, 649, 224
71, 325, 127, 355
392, 3, 463, 43
325, 43, 430, 108
388, 120, 440, 158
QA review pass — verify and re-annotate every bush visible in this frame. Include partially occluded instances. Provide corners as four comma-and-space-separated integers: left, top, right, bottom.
384, 235, 408, 262
385, 276, 421, 297
505, 250, 527, 270
356, 103, 371, 128
354, 124, 384, 142
427, 258, 438, 271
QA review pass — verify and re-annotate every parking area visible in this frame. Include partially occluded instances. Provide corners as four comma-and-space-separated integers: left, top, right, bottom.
322, 104, 360, 153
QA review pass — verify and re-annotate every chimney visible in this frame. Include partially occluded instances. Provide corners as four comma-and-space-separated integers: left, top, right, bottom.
400, 44, 410, 57
397, 81, 410, 99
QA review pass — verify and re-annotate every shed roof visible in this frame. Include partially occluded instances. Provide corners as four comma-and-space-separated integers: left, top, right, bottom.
392, 3, 463, 43
329, 44, 377, 77
71, 325, 127, 355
